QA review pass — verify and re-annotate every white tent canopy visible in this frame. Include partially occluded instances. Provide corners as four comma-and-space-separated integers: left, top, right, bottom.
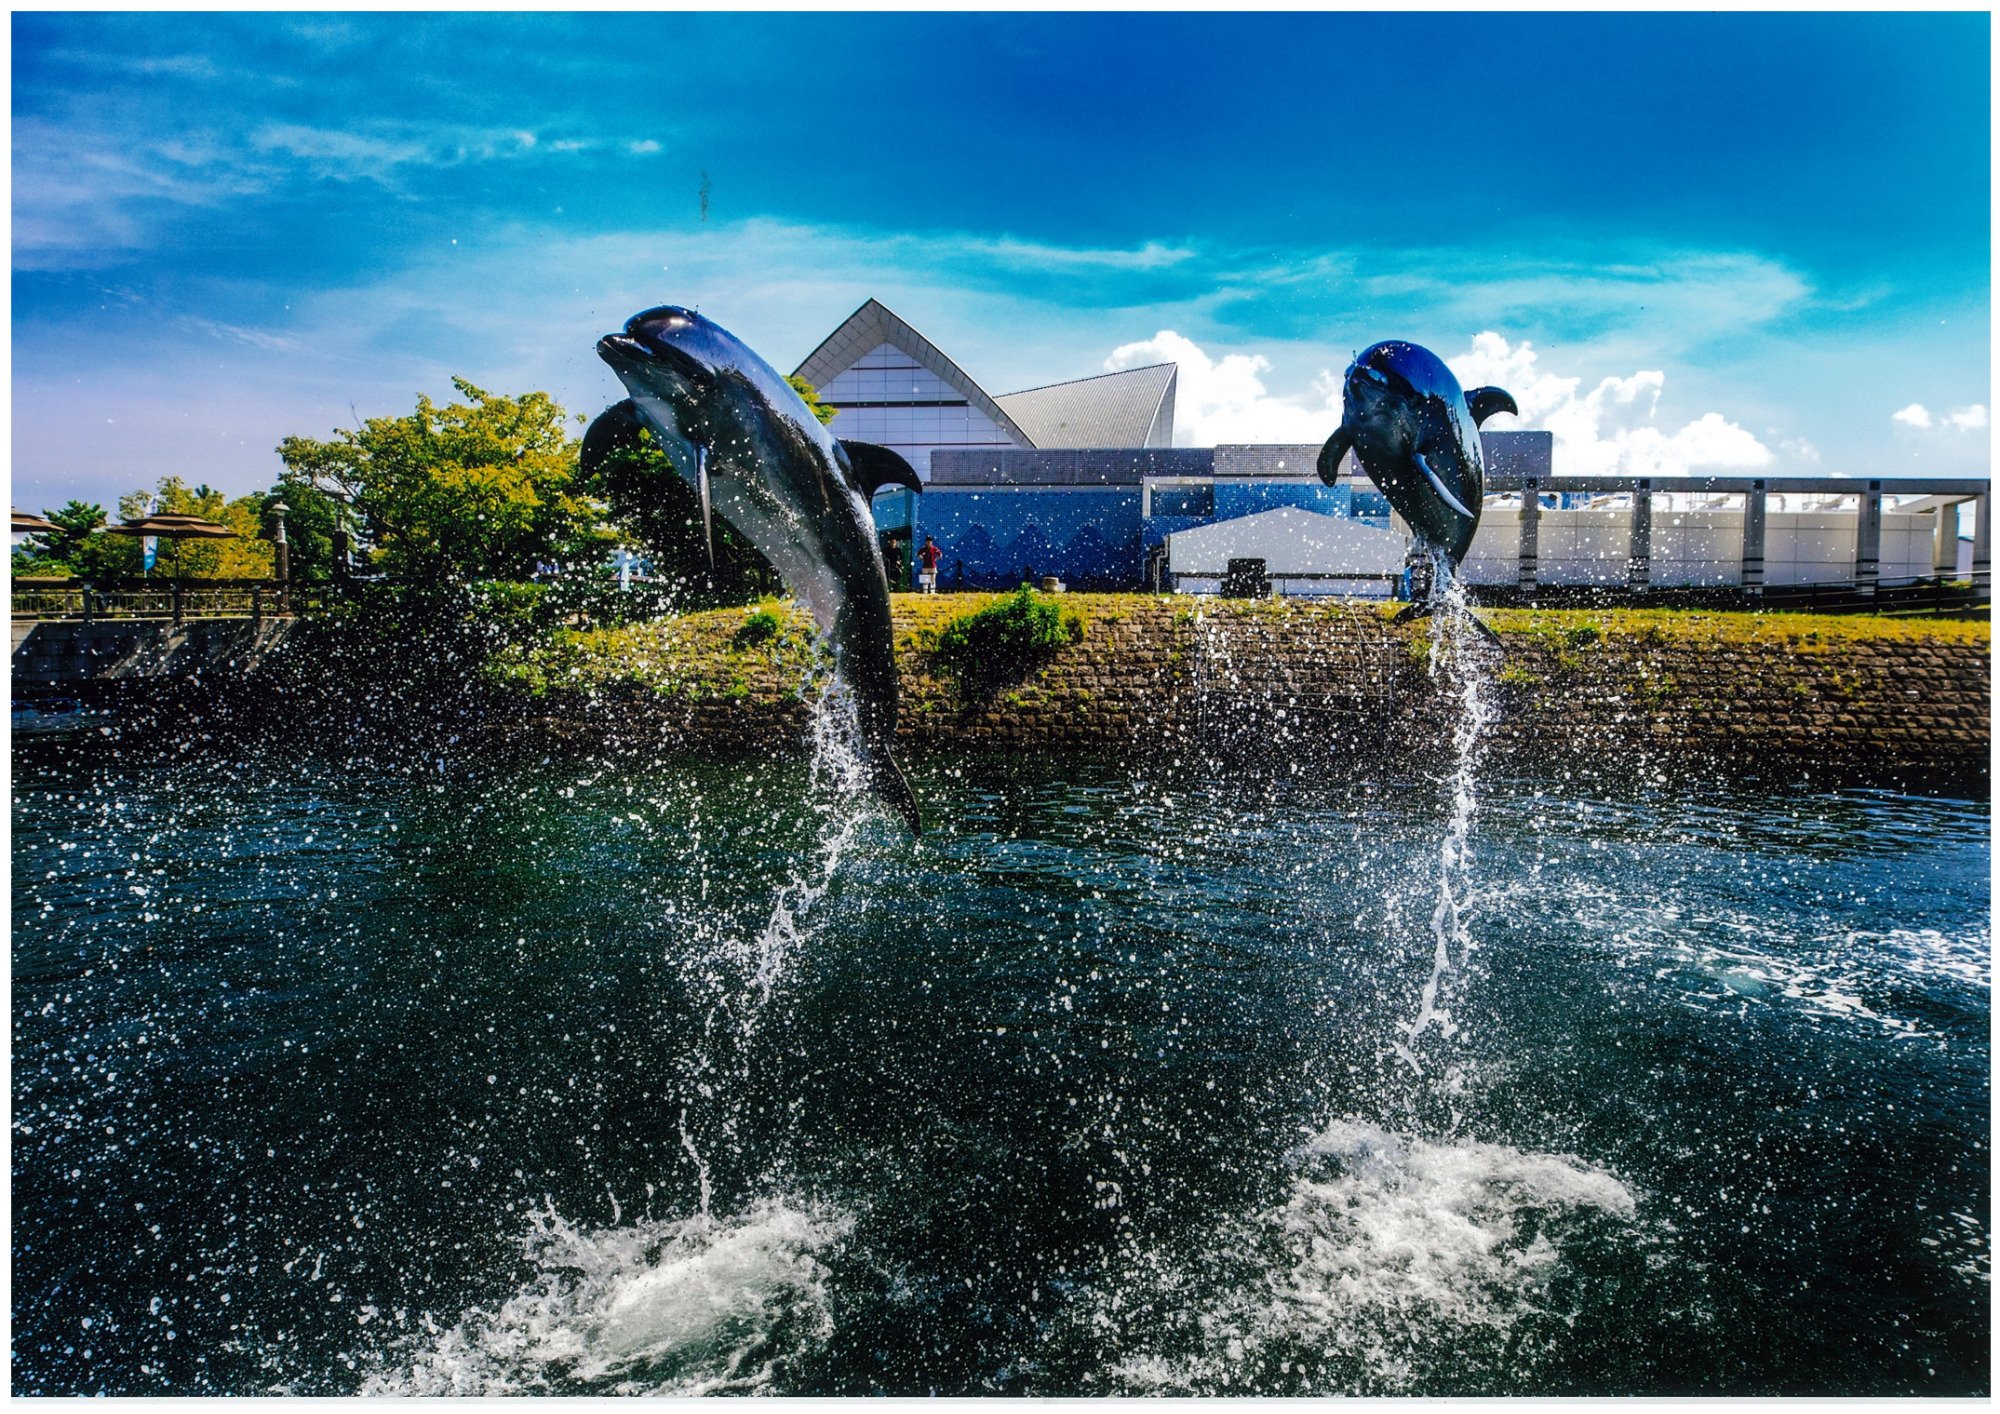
1167, 507, 1408, 596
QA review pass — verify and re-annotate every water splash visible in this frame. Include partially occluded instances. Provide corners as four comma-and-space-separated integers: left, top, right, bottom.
1392, 557, 1497, 1119
360, 1196, 850, 1395
675, 680, 876, 1216
368, 682, 876, 1388
745, 680, 873, 1009
1090, 1120, 1640, 1396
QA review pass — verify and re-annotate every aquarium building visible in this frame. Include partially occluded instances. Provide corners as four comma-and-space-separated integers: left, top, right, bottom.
792, 298, 1528, 591
796, 299, 1984, 595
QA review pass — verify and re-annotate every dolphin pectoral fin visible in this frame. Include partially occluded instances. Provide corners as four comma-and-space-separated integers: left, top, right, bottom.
580, 399, 648, 482
1317, 426, 1354, 486
697, 447, 715, 570
870, 750, 923, 836
1391, 602, 1432, 626
839, 440, 923, 497
1415, 453, 1475, 520
1464, 386, 1519, 427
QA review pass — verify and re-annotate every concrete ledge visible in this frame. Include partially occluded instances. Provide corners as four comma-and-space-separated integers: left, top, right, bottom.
12, 618, 298, 690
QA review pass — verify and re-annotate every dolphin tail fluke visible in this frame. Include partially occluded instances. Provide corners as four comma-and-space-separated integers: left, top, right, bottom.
1392, 600, 1504, 648
1317, 425, 1353, 487
869, 751, 924, 837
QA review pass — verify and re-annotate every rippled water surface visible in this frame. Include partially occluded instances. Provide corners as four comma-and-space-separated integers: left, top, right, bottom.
12, 728, 1990, 1395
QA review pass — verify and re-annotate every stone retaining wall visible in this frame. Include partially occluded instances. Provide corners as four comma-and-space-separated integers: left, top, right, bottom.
495, 597, 1990, 781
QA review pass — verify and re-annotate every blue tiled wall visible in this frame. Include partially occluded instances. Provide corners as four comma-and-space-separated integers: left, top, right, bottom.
914, 488, 1142, 589
907, 477, 1403, 590
1216, 480, 1350, 522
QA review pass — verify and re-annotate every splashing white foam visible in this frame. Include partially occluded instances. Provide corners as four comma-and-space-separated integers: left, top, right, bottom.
1105, 1120, 1638, 1394
1279, 1120, 1637, 1314
361, 1196, 849, 1396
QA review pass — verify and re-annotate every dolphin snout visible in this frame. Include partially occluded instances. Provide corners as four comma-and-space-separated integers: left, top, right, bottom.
597, 332, 647, 365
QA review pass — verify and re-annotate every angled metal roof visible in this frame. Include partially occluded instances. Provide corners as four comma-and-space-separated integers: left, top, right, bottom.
994, 363, 1177, 449
792, 298, 1033, 447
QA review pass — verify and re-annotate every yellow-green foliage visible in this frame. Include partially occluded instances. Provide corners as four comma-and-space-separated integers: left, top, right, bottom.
485, 593, 1984, 708
278, 379, 603, 585
486, 602, 823, 699
1481, 606, 1988, 650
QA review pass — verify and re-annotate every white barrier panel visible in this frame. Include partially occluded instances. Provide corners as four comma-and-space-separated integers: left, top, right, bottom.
1175, 575, 1394, 599
1462, 507, 1938, 587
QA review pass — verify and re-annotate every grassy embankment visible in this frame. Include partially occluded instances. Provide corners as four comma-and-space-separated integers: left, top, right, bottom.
485, 592, 1988, 704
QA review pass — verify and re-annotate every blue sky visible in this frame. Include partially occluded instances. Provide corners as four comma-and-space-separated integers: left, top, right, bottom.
13, 11, 1991, 511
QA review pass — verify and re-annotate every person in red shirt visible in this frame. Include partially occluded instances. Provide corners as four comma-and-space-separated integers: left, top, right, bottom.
917, 535, 943, 593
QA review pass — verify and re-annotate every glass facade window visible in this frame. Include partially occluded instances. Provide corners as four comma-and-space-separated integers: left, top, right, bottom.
1150, 484, 1214, 518
815, 340, 1017, 479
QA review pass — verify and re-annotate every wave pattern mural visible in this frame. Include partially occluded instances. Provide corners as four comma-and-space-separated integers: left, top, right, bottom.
916, 489, 1143, 589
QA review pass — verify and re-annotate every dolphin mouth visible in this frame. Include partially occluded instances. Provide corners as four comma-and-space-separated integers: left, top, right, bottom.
596, 332, 649, 366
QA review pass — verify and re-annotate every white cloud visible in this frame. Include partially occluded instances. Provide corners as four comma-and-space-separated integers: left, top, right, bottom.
249, 122, 548, 183
1104, 331, 1337, 445
974, 238, 1193, 273
1249, 248, 1813, 359
1447, 331, 1773, 476
1893, 401, 1987, 432
627, 139, 662, 155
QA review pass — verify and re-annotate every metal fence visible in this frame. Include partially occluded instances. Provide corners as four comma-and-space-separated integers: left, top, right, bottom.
10, 578, 313, 625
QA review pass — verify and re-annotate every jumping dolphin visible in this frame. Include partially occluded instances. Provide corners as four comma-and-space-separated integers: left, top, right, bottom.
1317, 341, 1516, 571
587, 305, 925, 835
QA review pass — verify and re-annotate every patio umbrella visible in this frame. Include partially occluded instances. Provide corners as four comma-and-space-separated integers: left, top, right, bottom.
12, 509, 60, 535
105, 513, 239, 579
104, 513, 237, 540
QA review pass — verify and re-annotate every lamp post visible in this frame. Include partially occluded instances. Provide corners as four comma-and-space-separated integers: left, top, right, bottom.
267, 501, 291, 610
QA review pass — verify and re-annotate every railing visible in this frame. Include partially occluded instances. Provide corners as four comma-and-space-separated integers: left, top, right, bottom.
11, 578, 307, 625
1468, 577, 1988, 618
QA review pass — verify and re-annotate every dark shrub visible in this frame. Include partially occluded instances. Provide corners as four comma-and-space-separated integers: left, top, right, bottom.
734, 606, 783, 648
931, 587, 1083, 698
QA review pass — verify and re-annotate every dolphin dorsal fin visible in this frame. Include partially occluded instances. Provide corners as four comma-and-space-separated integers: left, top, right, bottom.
1464, 386, 1519, 427
1317, 426, 1354, 487
838, 440, 923, 497
580, 399, 648, 480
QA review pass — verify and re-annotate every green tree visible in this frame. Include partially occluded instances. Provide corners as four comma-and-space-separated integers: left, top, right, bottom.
582, 427, 780, 605
788, 374, 838, 427
12, 500, 143, 580
276, 379, 606, 586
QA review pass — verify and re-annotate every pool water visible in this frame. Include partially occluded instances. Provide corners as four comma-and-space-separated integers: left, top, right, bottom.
11, 729, 1989, 1394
